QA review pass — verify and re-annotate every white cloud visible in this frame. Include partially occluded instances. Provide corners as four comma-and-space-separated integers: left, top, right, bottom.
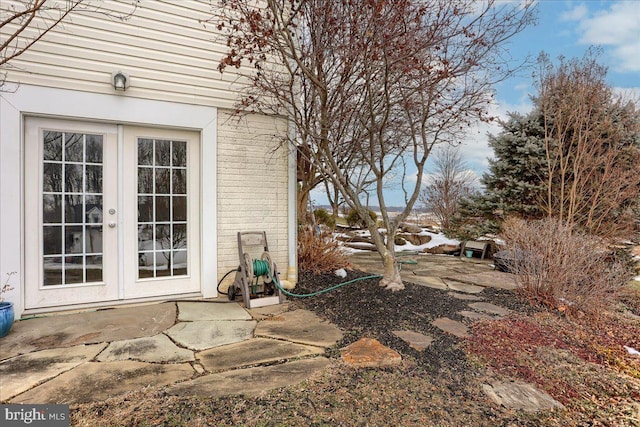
560, 3, 588, 22
574, 2, 640, 72
456, 96, 532, 177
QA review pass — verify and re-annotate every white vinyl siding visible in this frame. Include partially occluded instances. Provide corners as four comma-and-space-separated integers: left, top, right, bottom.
2, 0, 249, 109
216, 110, 290, 288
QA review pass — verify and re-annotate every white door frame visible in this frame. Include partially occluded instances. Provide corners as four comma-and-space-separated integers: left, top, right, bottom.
0, 85, 218, 317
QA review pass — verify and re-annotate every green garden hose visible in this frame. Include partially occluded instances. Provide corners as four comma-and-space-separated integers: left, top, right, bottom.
252, 258, 416, 298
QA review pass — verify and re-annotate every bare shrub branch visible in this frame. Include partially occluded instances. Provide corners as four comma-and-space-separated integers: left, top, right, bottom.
298, 227, 351, 275
501, 217, 633, 316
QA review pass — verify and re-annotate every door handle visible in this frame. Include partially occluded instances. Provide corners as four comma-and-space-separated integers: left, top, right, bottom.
108, 222, 116, 228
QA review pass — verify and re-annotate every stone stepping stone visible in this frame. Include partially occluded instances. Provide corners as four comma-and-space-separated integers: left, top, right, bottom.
458, 310, 496, 322
247, 303, 290, 320
432, 317, 470, 338
442, 279, 484, 294
468, 302, 511, 317
0, 302, 176, 361
341, 338, 402, 368
255, 309, 343, 348
403, 275, 447, 290
449, 292, 484, 301
166, 358, 331, 398
11, 361, 194, 404
177, 302, 252, 321
392, 330, 433, 351
456, 271, 518, 290
0, 343, 106, 401
483, 381, 564, 412
97, 334, 194, 363
166, 320, 257, 351
197, 338, 324, 372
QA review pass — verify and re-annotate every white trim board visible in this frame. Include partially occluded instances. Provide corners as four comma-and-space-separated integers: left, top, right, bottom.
0, 84, 219, 318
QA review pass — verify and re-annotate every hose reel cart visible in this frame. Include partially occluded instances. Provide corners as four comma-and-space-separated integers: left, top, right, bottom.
228, 231, 285, 309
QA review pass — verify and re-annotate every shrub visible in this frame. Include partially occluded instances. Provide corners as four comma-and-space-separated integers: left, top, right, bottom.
501, 217, 633, 316
313, 208, 336, 229
298, 226, 351, 274
346, 209, 377, 228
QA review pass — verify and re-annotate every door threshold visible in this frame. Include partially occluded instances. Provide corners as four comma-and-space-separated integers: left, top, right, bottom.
21, 292, 203, 318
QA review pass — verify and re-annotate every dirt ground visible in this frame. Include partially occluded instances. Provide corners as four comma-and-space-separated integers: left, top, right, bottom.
71, 270, 640, 426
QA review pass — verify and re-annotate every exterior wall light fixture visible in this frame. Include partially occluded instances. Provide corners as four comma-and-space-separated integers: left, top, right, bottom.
111, 71, 129, 91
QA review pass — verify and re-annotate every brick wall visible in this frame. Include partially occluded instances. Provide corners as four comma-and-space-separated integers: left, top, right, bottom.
216, 110, 290, 290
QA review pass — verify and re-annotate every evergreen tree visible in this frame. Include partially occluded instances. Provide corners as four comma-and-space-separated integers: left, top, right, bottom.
451, 111, 548, 238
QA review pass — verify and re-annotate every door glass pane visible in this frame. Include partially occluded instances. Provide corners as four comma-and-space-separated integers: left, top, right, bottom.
137, 138, 188, 278
43, 195, 62, 223
173, 169, 186, 194
44, 132, 63, 161
172, 141, 186, 167
44, 257, 63, 286
138, 196, 153, 222
85, 165, 102, 193
42, 131, 104, 286
43, 163, 62, 192
65, 195, 84, 223
138, 139, 153, 165
86, 135, 103, 163
155, 168, 170, 194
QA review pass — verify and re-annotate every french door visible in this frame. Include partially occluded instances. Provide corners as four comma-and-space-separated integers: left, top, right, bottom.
24, 118, 200, 310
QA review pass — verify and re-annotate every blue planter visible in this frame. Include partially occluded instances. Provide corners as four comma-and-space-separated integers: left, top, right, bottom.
0, 302, 14, 338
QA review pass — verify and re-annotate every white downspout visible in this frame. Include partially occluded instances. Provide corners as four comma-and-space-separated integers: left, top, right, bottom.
283, 122, 297, 289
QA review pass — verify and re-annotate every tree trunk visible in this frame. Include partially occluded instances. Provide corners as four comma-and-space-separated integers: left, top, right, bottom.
297, 186, 311, 224
370, 227, 404, 291
379, 250, 404, 291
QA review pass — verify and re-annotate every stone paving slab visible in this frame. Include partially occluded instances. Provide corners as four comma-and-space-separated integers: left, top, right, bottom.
449, 292, 484, 301
442, 279, 485, 294
197, 338, 324, 372
458, 310, 497, 322
0, 303, 177, 361
468, 302, 511, 317
341, 338, 402, 368
453, 271, 519, 290
167, 358, 331, 398
166, 320, 257, 351
247, 303, 291, 320
0, 343, 107, 401
432, 317, 470, 338
392, 330, 434, 351
483, 381, 564, 412
255, 310, 343, 348
403, 275, 448, 290
97, 333, 194, 363
11, 361, 194, 404
177, 302, 252, 321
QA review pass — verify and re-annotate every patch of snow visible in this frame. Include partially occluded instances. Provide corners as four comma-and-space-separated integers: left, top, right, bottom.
336, 227, 459, 253
335, 268, 347, 278
624, 345, 640, 356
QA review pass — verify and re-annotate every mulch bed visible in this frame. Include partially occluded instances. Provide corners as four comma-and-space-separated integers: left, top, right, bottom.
291, 270, 529, 385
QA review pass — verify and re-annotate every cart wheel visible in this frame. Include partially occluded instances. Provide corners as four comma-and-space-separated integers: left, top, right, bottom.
228, 285, 236, 301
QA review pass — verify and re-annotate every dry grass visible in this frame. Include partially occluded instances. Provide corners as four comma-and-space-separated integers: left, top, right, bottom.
501, 217, 633, 316
465, 310, 640, 424
297, 227, 351, 274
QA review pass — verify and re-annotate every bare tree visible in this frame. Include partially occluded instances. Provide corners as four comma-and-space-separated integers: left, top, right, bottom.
215, 0, 535, 290
535, 50, 640, 238
419, 144, 477, 232
1, 0, 137, 89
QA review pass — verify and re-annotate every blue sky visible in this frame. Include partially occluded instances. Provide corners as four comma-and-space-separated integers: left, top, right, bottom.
312, 0, 640, 208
